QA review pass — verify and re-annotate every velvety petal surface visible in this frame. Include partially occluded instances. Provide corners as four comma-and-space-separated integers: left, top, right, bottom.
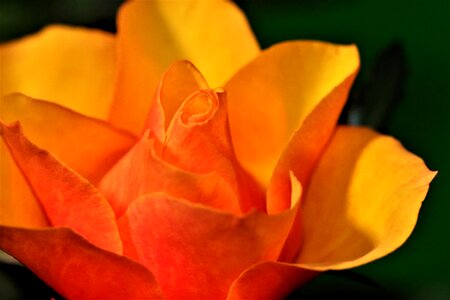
0, 121, 122, 254
0, 226, 163, 299
294, 126, 436, 269
225, 41, 359, 185
0, 25, 116, 119
120, 191, 300, 300
110, 0, 260, 133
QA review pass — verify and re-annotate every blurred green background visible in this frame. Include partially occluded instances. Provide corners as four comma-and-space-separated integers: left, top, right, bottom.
1, 0, 449, 299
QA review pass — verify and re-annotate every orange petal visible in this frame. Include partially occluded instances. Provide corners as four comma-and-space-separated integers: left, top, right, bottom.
0, 226, 163, 299
295, 126, 436, 270
1, 94, 136, 184
162, 89, 265, 213
99, 132, 238, 217
225, 41, 359, 185
0, 25, 116, 119
110, 0, 260, 133
0, 121, 122, 254
227, 262, 317, 300
0, 140, 47, 228
144, 60, 209, 140
120, 193, 299, 299
0, 94, 135, 229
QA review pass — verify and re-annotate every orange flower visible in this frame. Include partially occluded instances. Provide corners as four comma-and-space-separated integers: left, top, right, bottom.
0, 0, 435, 299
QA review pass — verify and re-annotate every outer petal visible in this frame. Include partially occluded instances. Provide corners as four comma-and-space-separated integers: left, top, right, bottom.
0, 226, 163, 299
267, 74, 357, 213
0, 25, 116, 119
227, 262, 317, 300
295, 126, 436, 270
110, 0, 260, 133
0, 140, 47, 228
0, 94, 135, 229
120, 193, 299, 300
0, 121, 122, 254
0, 93, 136, 184
225, 41, 359, 185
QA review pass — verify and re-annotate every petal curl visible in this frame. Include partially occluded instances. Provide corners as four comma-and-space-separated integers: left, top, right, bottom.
163, 89, 265, 213
0, 226, 163, 299
102, 67, 264, 215
0, 121, 122, 254
225, 41, 359, 185
145, 60, 209, 140
120, 193, 299, 299
110, 0, 260, 133
0, 25, 116, 119
295, 126, 436, 270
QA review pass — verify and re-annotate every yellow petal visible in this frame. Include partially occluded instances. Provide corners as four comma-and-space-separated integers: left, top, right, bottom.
109, 0, 260, 133
295, 126, 436, 270
225, 41, 359, 185
0, 25, 116, 119
267, 73, 357, 214
0, 94, 136, 228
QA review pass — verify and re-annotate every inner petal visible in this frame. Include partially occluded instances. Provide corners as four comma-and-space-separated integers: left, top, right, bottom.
180, 89, 217, 125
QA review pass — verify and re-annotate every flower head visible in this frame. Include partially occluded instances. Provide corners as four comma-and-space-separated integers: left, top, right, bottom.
0, 0, 435, 299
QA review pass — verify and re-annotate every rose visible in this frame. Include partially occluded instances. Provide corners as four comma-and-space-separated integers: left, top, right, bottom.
0, 0, 435, 299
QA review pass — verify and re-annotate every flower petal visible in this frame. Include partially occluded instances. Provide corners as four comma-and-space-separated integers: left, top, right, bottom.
0, 25, 116, 119
144, 60, 209, 140
227, 262, 317, 300
295, 126, 436, 270
120, 193, 298, 299
110, 0, 260, 133
1, 93, 136, 184
0, 121, 122, 254
0, 94, 135, 230
267, 73, 357, 213
225, 41, 359, 185
266, 74, 357, 262
0, 141, 47, 228
162, 88, 265, 213
0, 226, 163, 299
99, 132, 238, 217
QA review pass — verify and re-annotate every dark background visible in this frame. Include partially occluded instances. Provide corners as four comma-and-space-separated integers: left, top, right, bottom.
1, 0, 449, 299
